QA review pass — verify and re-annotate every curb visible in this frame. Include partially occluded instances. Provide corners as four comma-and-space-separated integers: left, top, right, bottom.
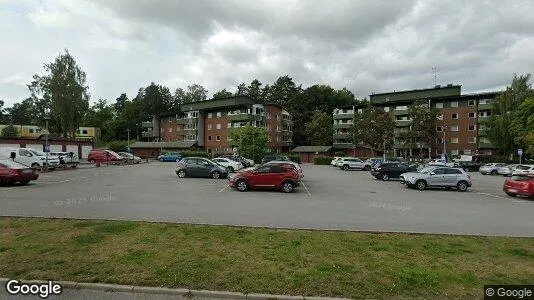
0, 278, 350, 299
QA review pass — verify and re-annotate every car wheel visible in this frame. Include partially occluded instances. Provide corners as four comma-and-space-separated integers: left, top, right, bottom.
457, 181, 468, 192
227, 166, 234, 173
490, 170, 498, 175
19, 180, 30, 185
236, 180, 249, 192
177, 170, 186, 178
159, 158, 164, 162
342, 164, 350, 170
415, 180, 427, 191
88, 159, 95, 164
211, 171, 221, 179
505, 192, 517, 197
281, 181, 294, 193
31, 163, 40, 169
381, 173, 390, 181
364, 165, 371, 171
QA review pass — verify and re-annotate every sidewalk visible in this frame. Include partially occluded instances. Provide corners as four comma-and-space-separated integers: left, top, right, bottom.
0, 279, 348, 300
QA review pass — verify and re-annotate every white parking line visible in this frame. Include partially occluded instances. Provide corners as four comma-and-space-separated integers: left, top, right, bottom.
219, 185, 229, 193
300, 181, 312, 196
474, 191, 522, 202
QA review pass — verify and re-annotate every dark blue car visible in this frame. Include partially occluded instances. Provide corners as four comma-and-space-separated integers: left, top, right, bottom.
157, 152, 182, 162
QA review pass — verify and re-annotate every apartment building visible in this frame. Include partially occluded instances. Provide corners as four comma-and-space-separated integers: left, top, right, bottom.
142, 96, 293, 155
333, 84, 499, 158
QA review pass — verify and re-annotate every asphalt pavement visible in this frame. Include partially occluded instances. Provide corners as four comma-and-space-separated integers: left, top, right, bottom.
1, 162, 533, 237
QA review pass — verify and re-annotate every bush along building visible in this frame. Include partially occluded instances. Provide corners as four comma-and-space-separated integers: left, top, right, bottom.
139, 96, 293, 157
333, 84, 500, 158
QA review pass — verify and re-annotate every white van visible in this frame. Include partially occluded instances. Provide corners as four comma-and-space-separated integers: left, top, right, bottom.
0, 147, 60, 169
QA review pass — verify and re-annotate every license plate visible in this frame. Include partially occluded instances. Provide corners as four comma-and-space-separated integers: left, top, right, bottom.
508, 189, 518, 193
22, 169, 33, 174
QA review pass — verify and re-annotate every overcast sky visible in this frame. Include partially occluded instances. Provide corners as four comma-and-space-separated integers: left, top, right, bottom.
1, 0, 533, 107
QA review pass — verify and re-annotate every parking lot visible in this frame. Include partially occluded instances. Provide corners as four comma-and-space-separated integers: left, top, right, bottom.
1, 162, 533, 237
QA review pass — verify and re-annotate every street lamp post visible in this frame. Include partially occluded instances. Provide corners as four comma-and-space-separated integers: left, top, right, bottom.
44, 109, 51, 172
127, 129, 131, 146
442, 125, 448, 162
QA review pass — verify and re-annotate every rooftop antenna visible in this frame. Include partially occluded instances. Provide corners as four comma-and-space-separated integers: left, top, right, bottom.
432, 66, 438, 86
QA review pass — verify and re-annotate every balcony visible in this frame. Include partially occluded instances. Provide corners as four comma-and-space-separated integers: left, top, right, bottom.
279, 141, 293, 147
333, 142, 354, 149
479, 142, 495, 149
333, 133, 351, 140
141, 122, 153, 128
176, 119, 187, 124
333, 123, 353, 129
228, 113, 253, 122
333, 113, 354, 120
393, 109, 409, 116
478, 103, 492, 110
183, 128, 198, 133
142, 131, 158, 138
395, 120, 412, 127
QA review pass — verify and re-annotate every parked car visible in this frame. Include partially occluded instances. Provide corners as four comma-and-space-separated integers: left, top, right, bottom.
498, 164, 520, 176
219, 155, 254, 167
479, 163, 508, 175
0, 147, 60, 169
399, 166, 472, 192
371, 162, 418, 181
229, 162, 300, 193
87, 149, 125, 164
330, 157, 344, 166
261, 155, 290, 164
175, 157, 228, 179
117, 152, 142, 164
0, 159, 39, 185
511, 165, 534, 176
158, 152, 182, 162
364, 158, 383, 170
336, 157, 366, 170
49, 151, 80, 167
503, 174, 534, 198
262, 160, 304, 179
211, 157, 243, 172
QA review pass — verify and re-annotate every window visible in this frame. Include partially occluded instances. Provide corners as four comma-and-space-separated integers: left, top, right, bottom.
480, 99, 492, 105
468, 124, 476, 131
177, 126, 181, 131
276, 136, 281, 142
450, 125, 459, 131
208, 113, 212, 118
82, 129, 88, 134
267, 113, 271, 119
479, 124, 486, 131
468, 137, 476, 143
479, 111, 491, 118
463, 149, 472, 155
480, 137, 491, 143
276, 125, 281, 132
208, 136, 212, 141
436, 126, 442, 132
208, 124, 212, 130
436, 138, 443, 143
383, 107, 390, 112
437, 114, 443, 120
276, 114, 280, 120
216, 124, 221, 130
395, 105, 408, 110
445, 168, 462, 174
161, 128, 164, 133
168, 127, 173, 133
468, 100, 475, 106
451, 113, 458, 119
266, 124, 271, 131
468, 112, 475, 118
451, 137, 459, 144
435, 102, 443, 108
433, 168, 445, 175
216, 136, 221, 141
217, 112, 222, 118
451, 150, 459, 156
29, 129, 34, 133
257, 166, 270, 173
450, 101, 458, 107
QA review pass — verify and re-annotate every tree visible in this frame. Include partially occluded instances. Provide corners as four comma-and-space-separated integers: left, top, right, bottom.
185, 84, 208, 103
235, 83, 247, 96
212, 89, 233, 99
83, 99, 115, 142
228, 126, 269, 163
1, 124, 18, 138
268, 75, 299, 107
5, 98, 40, 125
247, 79, 263, 103
352, 106, 395, 156
114, 93, 128, 115
304, 110, 333, 145
172, 88, 187, 110
28, 49, 90, 138
143, 83, 173, 115
0, 100, 7, 124
397, 100, 440, 158
486, 74, 533, 155
509, 97, 534, 154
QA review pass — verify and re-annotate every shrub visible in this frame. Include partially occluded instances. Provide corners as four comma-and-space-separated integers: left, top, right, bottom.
314, 156, 332, 165
107, 140, 129, 153
181, 150, 209, 158
477, 155, 514, 164
283, 154, 301, 163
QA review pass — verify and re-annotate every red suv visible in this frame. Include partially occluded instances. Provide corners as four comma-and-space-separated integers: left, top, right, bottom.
229, 162, 300, 193
87, 149, 125, 164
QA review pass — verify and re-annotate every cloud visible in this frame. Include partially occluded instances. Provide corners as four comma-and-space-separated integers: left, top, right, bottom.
0, 0, 533, 107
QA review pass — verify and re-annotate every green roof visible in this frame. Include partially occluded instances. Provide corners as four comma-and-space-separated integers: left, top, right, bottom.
291, 146, 332, 153
370, 85, 462, 104
129, 141, 196, 149
181, 96, 254, 111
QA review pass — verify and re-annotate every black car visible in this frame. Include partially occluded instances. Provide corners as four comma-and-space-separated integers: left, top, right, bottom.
261, 155, 290, 164
219, 155, 252, 167
175, 157, 229, 179
371, 162, 418, 181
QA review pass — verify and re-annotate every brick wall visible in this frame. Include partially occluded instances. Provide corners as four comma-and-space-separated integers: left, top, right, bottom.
265, 104, 283, 152
204, 113, 229, 153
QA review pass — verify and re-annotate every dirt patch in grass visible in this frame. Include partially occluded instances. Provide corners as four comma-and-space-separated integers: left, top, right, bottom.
1, 217, 533, 299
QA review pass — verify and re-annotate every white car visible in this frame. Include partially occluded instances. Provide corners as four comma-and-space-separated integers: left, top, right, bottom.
512, 165, 534, 175
212, 157, 243, 173
497, 164, 520, 176
331, 157, 343, 166
336, 157, 366, 170
0, 147, 60, 169
480, 163, 508, 175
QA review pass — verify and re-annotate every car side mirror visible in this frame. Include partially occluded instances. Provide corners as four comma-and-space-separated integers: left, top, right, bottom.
10, 152, 16, 160
27, 153, 33, 157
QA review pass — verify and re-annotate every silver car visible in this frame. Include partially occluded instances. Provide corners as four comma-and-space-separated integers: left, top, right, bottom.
497, 164, 519, 176
336, 157, 366, 170
400, 166, 472, 192
479, 163, 508, 175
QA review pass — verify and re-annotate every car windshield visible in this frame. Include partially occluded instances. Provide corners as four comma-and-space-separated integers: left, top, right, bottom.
29, 149, 47, 156
418, 167, 436, 174
0, 160, 28, 168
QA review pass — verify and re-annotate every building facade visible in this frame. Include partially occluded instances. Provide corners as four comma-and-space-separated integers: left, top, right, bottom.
141, 96, 293, 155
333, 84, 499, 158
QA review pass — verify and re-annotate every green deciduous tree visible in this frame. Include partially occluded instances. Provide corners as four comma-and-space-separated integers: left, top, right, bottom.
83, 99, 115, 142
1, 124, 18, 138
28, 49, 90, 138
397, 100, 440, 158
235, 83, 247, 96
185, 84, 208, 103
5, 98, 40, 125
510, 97, 534, 155
228, 126, 269, 163
304, 110, 333, 145
352, 106, 395, 156
212, 89, 233, 99
114, 93, 128, 115
0, 100, 7, 124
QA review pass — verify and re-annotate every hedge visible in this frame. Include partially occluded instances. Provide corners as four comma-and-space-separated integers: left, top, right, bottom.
314, 156, 333, 165
284, 154, 301, 164
180, 150, 210, 158
107, 140, 129, 153
477, 155, 515, 164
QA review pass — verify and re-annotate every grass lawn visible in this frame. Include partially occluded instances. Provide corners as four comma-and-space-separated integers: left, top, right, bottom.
1, 217, 534, 299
